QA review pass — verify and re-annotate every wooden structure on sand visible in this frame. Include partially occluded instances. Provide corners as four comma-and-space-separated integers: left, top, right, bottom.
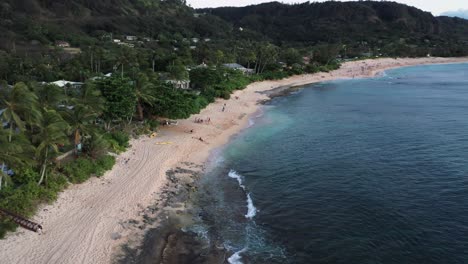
0, 208, 43, 233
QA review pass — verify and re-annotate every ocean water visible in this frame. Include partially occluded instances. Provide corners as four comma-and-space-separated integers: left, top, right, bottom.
195, 63, 468, 264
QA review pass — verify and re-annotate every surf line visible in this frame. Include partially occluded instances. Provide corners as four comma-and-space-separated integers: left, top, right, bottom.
228, 170, 258, 219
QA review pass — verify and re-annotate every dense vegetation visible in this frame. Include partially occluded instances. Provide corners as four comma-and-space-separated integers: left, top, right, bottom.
202, 1, 468, 57
0, 0, 467, 237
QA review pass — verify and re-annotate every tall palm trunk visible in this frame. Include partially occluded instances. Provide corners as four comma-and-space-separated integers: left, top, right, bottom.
74, 129, 81, 154
8, 124, 13, 142
137, 99, 144, 121
0, 162, 7, 190
0, 163, 4, 191
38, 148, 48, 186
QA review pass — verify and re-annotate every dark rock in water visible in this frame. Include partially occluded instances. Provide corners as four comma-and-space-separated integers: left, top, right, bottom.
117, 163, 227, 264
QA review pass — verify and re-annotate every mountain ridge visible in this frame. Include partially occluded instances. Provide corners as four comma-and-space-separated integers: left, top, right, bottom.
200, 1, 468, 56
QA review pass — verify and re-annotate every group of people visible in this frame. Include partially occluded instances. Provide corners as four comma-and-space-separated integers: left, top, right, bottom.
194, 117, 210, 123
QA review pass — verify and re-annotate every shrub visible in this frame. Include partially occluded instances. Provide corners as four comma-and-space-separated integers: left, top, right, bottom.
62, 158, 95, 183
221, 90, 231, 100
111, 131, 130, 148
95, 155, 116, 177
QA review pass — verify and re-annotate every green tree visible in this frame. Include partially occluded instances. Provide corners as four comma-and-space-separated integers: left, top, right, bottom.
95, 76, 137, 129
135, 73, 157, 121
62, 104, 98, 154
0, 128, 32, 190
255, 43, 279, 74
34, 84, 67, 110
166, 60, 189, 80
0, 83, 40, 142
73, 82, 105, 115
281, 48, 302, 66
33, 109, 69, 186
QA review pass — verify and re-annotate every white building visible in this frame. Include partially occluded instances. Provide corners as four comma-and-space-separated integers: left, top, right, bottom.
50, 80, 84, 89
125, 36, 138, 41
222, 63, 254, 74
165, 80, 191, 90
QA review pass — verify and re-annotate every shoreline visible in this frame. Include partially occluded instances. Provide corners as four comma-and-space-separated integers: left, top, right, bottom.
1, 57, 467, 264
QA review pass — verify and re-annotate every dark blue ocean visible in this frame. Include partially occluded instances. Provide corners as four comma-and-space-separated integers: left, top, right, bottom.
193, 63, 468, 264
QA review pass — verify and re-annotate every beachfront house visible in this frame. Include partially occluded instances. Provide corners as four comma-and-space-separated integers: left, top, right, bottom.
222, 63, 255, 75
125, 36, 138, 41
50, 80, 84, 97
90, 73, 113, 81
165, 80, 191, 90
50, 80, 84, 89
55, 41, 70, 48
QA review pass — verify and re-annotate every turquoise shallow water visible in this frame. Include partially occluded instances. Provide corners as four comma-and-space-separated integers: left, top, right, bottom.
195, 63, 468, 264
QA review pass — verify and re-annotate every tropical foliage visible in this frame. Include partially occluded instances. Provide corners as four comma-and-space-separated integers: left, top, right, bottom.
1, 0, 467, 238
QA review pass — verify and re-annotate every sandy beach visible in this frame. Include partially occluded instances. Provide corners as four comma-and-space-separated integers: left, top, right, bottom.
0, 57, 467, 264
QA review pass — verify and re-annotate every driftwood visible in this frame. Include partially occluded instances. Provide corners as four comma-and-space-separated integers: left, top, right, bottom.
0, 208, 43, 233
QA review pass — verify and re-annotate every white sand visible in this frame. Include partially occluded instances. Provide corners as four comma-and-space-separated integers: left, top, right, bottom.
0, 57, 467, 264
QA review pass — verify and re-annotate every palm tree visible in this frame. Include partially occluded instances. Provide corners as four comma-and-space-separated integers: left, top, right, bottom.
34, 83, 67, 110
135, 73, 156, 120
0, 83, 40, 142
73, 82, 105, 115
117, 46, 135, 78
62, 104, 98, 154
0, 128, 33, 190
33, 109, 69, 186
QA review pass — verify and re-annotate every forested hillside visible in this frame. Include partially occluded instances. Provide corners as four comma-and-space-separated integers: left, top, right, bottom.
202, 1, 468, 57
0, 0, 233, 51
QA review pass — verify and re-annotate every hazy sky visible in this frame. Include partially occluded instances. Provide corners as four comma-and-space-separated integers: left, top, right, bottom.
186, 0, 467, 16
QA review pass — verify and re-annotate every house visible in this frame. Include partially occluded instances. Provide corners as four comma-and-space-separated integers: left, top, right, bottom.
204, 38, 211, 42
191, 38, 199, 43
55, 41, 70, 48
50, 80, 84, 89
1, 164, 14, 176
125, 36, 137, 41
90, 73, 112, 81
113, 39, 121, 43
143, 37, 151, 42
190, 46, 197, 50
222, 63, 254, 74
165, 80, 191, 90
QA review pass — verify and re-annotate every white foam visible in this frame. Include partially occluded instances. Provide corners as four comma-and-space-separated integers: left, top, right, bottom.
228, 170, 246, 190
228, 170, 257, 219
248, 118, 255, 127
245, 193, 257, 219
228, 248, 247, 264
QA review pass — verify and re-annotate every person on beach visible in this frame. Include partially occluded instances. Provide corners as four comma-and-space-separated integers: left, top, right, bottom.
190, 129, 194, 133
199, 137, 204, 142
